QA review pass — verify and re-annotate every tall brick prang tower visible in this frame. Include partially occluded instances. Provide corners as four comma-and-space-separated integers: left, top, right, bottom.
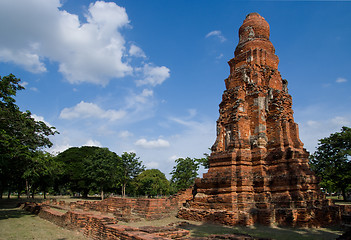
178, 13, 340, 227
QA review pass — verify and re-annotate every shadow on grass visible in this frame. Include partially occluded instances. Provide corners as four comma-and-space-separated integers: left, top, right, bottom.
0, 199, 35, 221
180, 221, 343, 240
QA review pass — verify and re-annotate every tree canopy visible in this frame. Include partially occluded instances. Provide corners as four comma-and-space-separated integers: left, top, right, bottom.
170, 157, 200, 193
0, 74, 58, 198
55, 147, 147, 198
83, 148, 121, 200
55, 146, 101, 197
135, 169, 170, 197
23, 151, 61, 199
310, 126, 351, 200
119, 152, 145, 197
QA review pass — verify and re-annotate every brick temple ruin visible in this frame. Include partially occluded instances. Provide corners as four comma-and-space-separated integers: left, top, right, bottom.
20, 12, 351, 239
178, 13, 341, 227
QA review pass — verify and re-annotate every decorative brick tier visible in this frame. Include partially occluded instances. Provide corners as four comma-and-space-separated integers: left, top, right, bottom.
178, 13, 342, 227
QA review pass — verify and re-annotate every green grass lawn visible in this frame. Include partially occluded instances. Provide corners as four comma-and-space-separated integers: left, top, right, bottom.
0, 199, 86, 240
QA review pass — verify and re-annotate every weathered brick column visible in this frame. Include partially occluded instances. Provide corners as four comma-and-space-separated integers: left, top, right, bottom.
178, 13, 340, 227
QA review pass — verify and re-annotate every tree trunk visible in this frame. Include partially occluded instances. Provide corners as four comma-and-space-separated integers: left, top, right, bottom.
122, 183, 126, 197
44, 190, 46, 199
26, 179, 30, 199
7, 188, 11, 199
101, 189, 104, 200
83, 190, 88, 198
342, 188, 347, 201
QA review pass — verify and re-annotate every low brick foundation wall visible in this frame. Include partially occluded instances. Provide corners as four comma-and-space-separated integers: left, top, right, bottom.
22, 202, 189, 240
46, 188, 193, 222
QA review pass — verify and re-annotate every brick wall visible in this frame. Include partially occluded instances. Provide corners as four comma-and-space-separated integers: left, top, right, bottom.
22, 202, 189, 240
48, 188, 193, 222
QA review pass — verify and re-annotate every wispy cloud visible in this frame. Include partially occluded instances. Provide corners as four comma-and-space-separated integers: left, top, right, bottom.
205, 30, 226, 42
83, 139, 102, 147
295, 104, 351, 153
118, 130, 133, 138
336, 77, 347, 83
31, 114, 53, 128
135, 138, 170, 149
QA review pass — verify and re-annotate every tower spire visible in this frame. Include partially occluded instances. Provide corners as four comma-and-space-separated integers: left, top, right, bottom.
178, 13, 340, 227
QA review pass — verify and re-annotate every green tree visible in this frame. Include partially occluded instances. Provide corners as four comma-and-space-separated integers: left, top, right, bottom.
0, 74, 58, 198
135, 169, 170, 197
310, 126, 351, 200
83, 148, 122, 200
23, 151, 61, 199
120, 152, 145, 197
0, 74, 26, 198
170, 157, 199, 192
55, 146, 101, 197
195, 152, 210, 169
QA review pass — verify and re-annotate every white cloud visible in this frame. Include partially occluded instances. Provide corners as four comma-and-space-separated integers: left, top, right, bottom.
20, 81, 29, 87
129, 44, 146, 58
216, 53, 224, 59
187, 109, 197, 118
121, 88, 156, 122
59, 101, 126, 121
297, 108, 351, 153
83, 139, 102, 147
134, 89, 154, 103
306, 120, 319, 127
168, 155, 180, 162
30, 87, 39, 92
31, 114, 53, 128
118, 130, 133, 138
134, 138, 170, 149
19, 81, 38, 91
336, 77, 347, 83
49, 143, 71, 155
0, 48, 47, 73
331, 116, 351, 126
145, 161, 159, 169
205, 30, 226, 42
0, 0, 133, 85
136, 64, 170, 86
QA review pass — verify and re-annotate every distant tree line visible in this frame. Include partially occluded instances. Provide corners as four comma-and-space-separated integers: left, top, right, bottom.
54, 147, 146, 199
0, 74, 208, 200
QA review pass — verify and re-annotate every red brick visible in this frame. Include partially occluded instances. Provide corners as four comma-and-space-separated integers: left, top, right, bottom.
178, 13, 341, 227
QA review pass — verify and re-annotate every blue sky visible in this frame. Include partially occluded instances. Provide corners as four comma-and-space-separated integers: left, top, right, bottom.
1, 0, 350, 178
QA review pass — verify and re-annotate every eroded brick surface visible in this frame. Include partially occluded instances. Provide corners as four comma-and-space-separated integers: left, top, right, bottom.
45, 188, 193, 222
178, 13, 341, 227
